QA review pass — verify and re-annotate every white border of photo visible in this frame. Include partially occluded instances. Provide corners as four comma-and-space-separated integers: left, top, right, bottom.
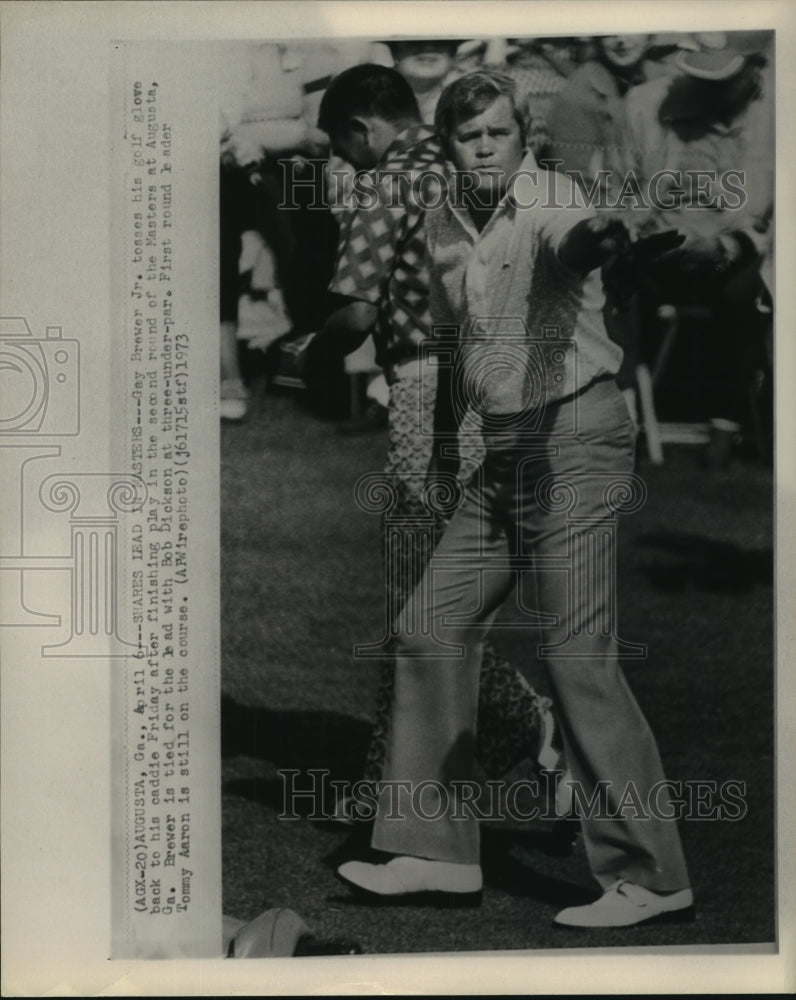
1, 1, 794, 994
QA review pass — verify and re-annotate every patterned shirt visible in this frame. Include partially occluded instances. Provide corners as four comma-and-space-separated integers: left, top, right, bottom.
329, 125, 444, 373
503, 58, 568, 157
547, 60, 633, 183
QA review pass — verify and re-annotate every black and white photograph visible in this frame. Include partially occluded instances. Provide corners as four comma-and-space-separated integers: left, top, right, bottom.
1, 2, 795, 995
219, 25, 777, 956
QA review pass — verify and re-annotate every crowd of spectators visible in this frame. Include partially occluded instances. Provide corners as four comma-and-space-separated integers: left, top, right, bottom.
218, 30, 774, 469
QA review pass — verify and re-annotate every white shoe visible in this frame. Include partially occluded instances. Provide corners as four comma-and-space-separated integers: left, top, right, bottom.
220, 378, 249, 421
337, 856, 482, 907
554, 879, 695, 928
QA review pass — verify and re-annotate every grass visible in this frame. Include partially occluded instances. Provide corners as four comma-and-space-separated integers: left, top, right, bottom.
220, 376, 775, 955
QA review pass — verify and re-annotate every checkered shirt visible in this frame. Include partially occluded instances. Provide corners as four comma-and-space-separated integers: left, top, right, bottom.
330, 125, 444, 372
504, 61, 568, 157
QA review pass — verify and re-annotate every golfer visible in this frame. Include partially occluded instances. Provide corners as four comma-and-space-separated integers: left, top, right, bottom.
339, 70, 694, 929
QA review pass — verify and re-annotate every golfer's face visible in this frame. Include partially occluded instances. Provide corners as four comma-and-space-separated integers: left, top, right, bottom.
448, 95, 524, 200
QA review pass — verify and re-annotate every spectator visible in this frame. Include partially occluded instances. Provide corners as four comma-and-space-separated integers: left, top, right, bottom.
546, 34, 659, 421
618, 42, 774, 467
218, 43, 328, 420
499, 37, 575, 159
340, 39, 469, 420
386, 39, 462, 124
547, 34, 653, 186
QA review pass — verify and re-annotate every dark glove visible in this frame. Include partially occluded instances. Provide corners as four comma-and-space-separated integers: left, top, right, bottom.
559, 216, 632, 273
602, 229, 686, 304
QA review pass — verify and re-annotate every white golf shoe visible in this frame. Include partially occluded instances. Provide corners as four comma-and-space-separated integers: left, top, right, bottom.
337, 855, 483, 907
554, 879, 695, 928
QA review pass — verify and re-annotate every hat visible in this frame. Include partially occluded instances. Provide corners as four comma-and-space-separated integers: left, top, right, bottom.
692, 31, 729, 51
457, 38, 489, 58
675, 47, 746, 80
382, 38, 464, 53
652, 32, 697, 51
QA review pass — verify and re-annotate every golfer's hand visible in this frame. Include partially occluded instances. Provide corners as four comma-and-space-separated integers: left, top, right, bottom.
631, 229, 686, 263
559, 216, 631, 273
601, 228, 685, 305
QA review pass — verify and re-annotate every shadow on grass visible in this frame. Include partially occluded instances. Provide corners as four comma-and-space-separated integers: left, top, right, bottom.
221, 693, 372, 817
481, 828, 596, 907
637, 532, 773, 593
222, 694, 370, 770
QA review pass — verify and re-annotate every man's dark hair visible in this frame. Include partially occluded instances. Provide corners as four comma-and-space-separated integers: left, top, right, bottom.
318, 64, 421, 136
434, 69, 528, 146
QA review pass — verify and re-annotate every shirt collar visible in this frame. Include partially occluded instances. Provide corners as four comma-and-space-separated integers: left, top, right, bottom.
445, 150, 540, 240
598, 57, 646, 95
